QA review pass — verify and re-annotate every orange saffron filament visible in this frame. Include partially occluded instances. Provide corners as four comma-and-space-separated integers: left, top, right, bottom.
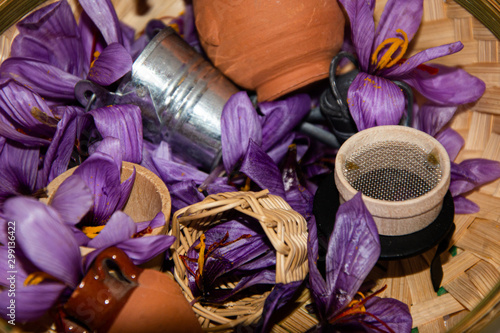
330, 285, 395, 333
195, 234, 207, 276
371, 29, 409, 70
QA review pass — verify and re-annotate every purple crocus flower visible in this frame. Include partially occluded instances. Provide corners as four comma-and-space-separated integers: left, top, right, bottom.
0, 82, 79, 205
141, 140, 236, 212
1, 0, 134, 103
57, 137, 175, 264
307, 193, 412, 332
0, 196, 84, 322
0, 0, 144, 163
220, 92, 315, 217
339, 0, 485, 131
414, 103, 500, 213
181, 219, 275, 303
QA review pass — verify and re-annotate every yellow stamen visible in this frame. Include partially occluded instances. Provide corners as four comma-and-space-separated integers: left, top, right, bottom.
24, 272, 58, 286
195, 234, 206, 276
371, 29, 408, 70
241, 177, 252, 191
349, 292, 367, 311
90, 50, 101, 68
82, 225, 106, 239
169, 23, 180, 34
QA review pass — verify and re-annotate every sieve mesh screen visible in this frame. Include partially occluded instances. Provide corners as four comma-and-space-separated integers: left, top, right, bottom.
343, 141, 442, 201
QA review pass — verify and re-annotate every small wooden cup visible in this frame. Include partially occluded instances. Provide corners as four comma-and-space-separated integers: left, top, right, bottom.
335, 126, 451, 236
42, 162, 171, 268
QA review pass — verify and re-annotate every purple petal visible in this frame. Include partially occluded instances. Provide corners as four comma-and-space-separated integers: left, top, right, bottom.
79, 0, 123, 45
188, 220, 272, 272
0, 58, 80, 100
89, 104, 143, 163
39, 106, 79, 187
235, 250, 276, 272
73, 151, 133, 226
169, 180, 206, 212
184, 220, 273, 298
373, 0, 423, 58
93, 137, 122, 170
140, 141, 161, 176
326, 193, 380, 315
0, 246, 30, 284
347, 73, 405, 131
240, 140, 285, 198
258, 281, 303, 333
152, 156, 208, 185
136, 212, 166, 232
384, 42, 463, 77
0, 283, 66, 322
282, 146, 314, 219
307, 215, 329, 322
78, 11, 102, 68
0, 144, 39, 202
88, 43, 132, 85
12, 0, 86, 77
0, 112, 50, 146
204, 177, 238, 195
119, 21, 137, 54
0, 81, 56, 139
51, 174, 93, 226
4, 197, 82, 287
413, 103, 457, 137
182, 5, 203, 52
70, 226, 91, 246
87, 211, 136, 248
402, 63, 486, 105
450, 159, 500, 196
453, 195, 479, 214
221, 91, 262, 172
265, 132, 296, 164
338, 0, 376, 71
117, 235, 175, 265
130, 34, 149, 60
210, 269, 276, 304
259, 94, 311, 151
435, 128, 464, 161
361, 296, 412, 333
116, 167, 136, 213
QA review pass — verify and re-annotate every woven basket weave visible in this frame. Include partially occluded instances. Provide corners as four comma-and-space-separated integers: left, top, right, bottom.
1, 0, 499, 332
170, 190, 313, 331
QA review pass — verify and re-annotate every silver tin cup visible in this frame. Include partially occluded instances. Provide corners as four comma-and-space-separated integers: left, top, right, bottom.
118, 27, 239, 170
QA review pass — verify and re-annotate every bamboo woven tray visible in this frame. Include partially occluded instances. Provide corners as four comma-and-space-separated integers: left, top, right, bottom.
0, 0, 499, 332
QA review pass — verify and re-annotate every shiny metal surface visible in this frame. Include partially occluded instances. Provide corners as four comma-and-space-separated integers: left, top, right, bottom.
76, 27, 239, 170
121, 27, 239, 170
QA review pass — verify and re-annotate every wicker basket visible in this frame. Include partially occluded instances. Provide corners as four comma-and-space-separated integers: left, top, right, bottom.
1, 0, 500, 332
170, 190, 314, 331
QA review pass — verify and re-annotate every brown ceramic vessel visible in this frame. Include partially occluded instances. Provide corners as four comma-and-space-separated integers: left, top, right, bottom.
193, 0, 345, 101
60, 247, 202, 333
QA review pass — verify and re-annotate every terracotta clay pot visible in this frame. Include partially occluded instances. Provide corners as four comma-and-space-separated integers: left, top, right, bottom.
42, 162, 171, 269
60, 247, 202, 333
193, 0, 345, 101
